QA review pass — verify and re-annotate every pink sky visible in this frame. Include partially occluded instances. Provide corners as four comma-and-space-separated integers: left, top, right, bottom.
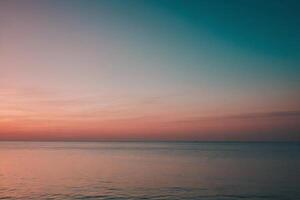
0, 1, 299, 141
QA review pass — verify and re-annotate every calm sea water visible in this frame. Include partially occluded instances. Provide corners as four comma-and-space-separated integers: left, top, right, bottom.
0, 142, 299, 200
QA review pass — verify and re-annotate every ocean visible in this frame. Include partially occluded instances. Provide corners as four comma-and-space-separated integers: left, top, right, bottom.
0, 142, 299, 200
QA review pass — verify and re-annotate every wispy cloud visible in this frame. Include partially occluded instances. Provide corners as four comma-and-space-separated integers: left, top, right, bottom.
170, 110, 300, 124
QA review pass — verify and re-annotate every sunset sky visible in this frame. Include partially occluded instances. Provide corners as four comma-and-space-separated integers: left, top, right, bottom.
0, 0, 299, 141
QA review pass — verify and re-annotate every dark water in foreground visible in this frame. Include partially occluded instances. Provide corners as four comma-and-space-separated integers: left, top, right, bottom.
0, 142, 299, 200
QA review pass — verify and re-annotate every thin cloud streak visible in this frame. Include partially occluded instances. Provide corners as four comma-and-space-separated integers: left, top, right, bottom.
170, 110, 300, 124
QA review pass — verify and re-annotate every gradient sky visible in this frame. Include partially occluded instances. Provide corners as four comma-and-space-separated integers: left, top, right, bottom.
0, 0, 299, 141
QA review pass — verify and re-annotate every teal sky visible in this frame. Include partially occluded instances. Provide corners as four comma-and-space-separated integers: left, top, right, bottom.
0, 0, 299, 141
47, 0, 300, 90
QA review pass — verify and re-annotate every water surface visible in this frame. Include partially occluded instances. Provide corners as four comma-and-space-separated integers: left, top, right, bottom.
0, 142, 299, 199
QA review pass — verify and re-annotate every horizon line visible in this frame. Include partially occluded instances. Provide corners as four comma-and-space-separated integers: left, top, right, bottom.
0, 139, 299, 143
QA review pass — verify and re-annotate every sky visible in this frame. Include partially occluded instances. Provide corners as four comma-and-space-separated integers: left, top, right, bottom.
0, 0, 299, 141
